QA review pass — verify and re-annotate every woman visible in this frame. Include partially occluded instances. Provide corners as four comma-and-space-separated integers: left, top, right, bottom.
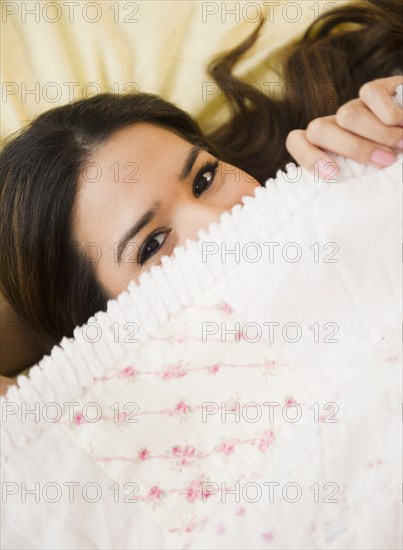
0, 0, 402, 391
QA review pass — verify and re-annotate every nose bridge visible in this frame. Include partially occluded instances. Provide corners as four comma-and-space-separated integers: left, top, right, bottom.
175, 200, 225, 244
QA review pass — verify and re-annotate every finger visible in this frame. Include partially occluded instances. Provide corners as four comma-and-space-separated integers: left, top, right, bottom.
305, 116, 397, 169
359, 76, 403, 127
336, 98, 403, 150
285, 129, 340, 181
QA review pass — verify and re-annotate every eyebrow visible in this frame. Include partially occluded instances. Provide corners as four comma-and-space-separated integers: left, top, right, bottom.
116, 145, 203, 265
179, 144, 203, 181
117, 202, 161, 264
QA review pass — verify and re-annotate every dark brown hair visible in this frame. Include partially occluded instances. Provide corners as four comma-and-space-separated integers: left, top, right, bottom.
0, 0, 402, 357
207, 0, 402, 180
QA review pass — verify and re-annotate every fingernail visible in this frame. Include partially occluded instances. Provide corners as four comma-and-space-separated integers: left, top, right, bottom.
397, 139, 403, 149
370, 148, 396, 167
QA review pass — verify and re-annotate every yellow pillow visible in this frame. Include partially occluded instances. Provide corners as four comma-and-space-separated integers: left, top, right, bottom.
1, 0, 349, 136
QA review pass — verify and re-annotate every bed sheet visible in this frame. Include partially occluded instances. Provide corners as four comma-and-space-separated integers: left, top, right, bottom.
1, 153, 401, 549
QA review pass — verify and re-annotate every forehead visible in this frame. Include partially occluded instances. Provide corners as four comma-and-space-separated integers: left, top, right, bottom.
72, 122, 191, 244
89, 122, 189, 169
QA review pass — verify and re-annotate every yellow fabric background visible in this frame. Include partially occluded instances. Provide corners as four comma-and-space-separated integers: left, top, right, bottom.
1, 0, 348, 137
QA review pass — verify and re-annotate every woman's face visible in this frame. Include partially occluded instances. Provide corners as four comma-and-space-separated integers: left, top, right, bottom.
74, 123, 260, 298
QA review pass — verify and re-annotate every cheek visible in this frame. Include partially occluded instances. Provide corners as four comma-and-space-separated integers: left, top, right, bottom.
218, 163, 261, 205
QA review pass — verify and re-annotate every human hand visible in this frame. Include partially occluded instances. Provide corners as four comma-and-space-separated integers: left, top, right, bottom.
285, 76, 403, 181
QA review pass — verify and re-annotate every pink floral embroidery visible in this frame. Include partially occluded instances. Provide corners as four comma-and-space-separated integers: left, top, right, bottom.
219, 441, 235, 456
219, 302, 233, 315
227, 401, 239, 412
235, 328, 243, 342
262, 531, 274, 542
74, 414, 85, 425
216, 524, 226, 535
184, 520, 197, 533
208, 363, 221, 375
138, 448, 150, 461
367, 459, 383, 467
161, 362, 188, 380
186, 480, 201, 502
183, 445, 196, 457
264, 359, 276, 370
117, 411, 128, 422
121, 366, 137, 377
171, 445, 197, 466
185, 479, 213, 502
148, 486, 164, 500
258, 430, 274, 452
386, 356, 398, 363
285, 396, 297, 406
175, 401, 191, 415
169, 515, 208, 535
235, 505, 245, 516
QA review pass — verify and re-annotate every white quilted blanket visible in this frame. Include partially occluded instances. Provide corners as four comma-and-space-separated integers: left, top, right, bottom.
1, 154, 401, 549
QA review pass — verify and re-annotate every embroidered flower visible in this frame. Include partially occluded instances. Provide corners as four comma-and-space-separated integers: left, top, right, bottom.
284, 396, 297, 406
171, 445, 196, 467
74, 414, 85, 425
258, 430, 274, 452
172, 445, 182, 456
185, 481, 199, 502
138, 448, 150, 461
386, 356, 398, 362
261, 531, 274, 542
216, 524, 226, 535
264, 359, 276, 371
148, 486, 164, 500
175, 401, 190, 414
219, 302, 233, 315
121, 366, 137, 377
226, 401, 239, 412
161, 362, 188, 380
185, 479, 213, 502
184, 520, 197, 533
235, 328, 243, 342
208, 363, 221, 375
183, 445, 196, 457
117, 411, 128, 422
219, 441, 235, 456
186, 480, 203, 502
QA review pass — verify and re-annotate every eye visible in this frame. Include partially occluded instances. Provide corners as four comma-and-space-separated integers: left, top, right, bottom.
137, 160, 220, 266
193, 161, 219, 198
139, 230, 170, 265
